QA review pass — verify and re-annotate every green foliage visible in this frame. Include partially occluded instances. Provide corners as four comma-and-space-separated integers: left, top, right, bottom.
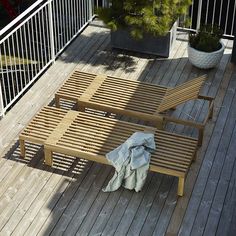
189, 24, 223, 52
98, 0, 192, 39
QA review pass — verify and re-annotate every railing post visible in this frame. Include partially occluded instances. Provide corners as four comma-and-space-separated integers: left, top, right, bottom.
89, 0, 92, 20
48, 0, 56, 63
196, 0, 203, 31
0, 80, 4, 118
102, 0, 109, 8
231, 29, 236, 63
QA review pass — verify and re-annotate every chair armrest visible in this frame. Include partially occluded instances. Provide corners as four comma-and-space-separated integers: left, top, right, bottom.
163, 116, 204, 129
198, 94, 214, 101
198, 94, 214, 122
163, 116, 205, 146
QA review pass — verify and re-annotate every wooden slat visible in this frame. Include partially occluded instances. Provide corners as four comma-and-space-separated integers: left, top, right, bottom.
158, 75, 207, 112
79, 74, 107, 101
46, 110, 78, 146
106, 75, 167, 91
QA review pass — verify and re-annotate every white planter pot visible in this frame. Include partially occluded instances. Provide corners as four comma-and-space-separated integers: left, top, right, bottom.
188, 41, 225, 69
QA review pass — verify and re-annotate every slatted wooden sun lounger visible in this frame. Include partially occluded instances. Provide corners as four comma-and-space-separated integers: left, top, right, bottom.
55, 71, 214, 146
19, 106, 198, 196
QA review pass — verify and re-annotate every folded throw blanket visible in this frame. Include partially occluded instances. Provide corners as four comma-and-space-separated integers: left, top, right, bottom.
103, 132, 155, 192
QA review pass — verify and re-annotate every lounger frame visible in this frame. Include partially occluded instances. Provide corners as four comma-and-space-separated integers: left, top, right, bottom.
55, 71, 214, 146
19, 106, 198, 196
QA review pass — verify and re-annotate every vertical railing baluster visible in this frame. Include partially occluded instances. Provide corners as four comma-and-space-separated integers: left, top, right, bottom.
42, 10, 47, 67
219, 0, 223, 28
19, 27, 27, 87
0, 46, 7, 111
82, 0, 84, 25
0, 81, 4, 118
89, 0, 92, 20
45, 6, 51, 62
205, 0, 210, 24
0, 48, 5, 117
196, 0, 203, 31
48, 0, 56, 63
56, 0, 61, 54
38, 12, 44, 69
15, 30, 23, 91
3, 43, 11, 103
189, 0, 194, 29
68, 0, 72, 39
65, 0, 69, 43
31, 17, 40, 71
212, 0, 216, 26
75, 0, 79, 31
27, 21, 34, 81
224, 0, 231, 35
7, 38, 15, 99
23, 24, 30, 84
79, 0, 82, 29
11, 34, 19, 96
231, 1, 236, 35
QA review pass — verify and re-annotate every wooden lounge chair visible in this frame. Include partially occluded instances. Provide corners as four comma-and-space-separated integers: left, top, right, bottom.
19, 106, 198, 196
55, 71, 214, 146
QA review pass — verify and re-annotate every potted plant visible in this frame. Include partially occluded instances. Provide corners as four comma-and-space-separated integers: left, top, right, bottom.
97, 0, 192, 57
188, 24, 224, 69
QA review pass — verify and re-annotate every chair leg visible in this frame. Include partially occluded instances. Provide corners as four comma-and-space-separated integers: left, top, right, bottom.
198, 128, 204, 147
209, 101, 214, 120
105, 112, 111, 117
178, 177, 185, 196
45, 147, 53, 166
78, 104, 85, 112
55, 95, 60, 108
192, 150, 197, 162
156, 117, 165, 130
156, 122, 163, 130
19, 139, 25, 158
74, 102, 79, 110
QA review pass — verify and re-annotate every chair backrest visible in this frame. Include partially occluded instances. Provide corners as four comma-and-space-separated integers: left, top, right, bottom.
157, 75, 207, 112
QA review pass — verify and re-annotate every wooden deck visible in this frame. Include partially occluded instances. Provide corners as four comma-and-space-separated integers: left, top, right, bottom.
0, 19, 236, 235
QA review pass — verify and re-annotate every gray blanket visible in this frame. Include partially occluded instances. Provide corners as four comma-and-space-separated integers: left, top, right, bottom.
103, 132, 155, 192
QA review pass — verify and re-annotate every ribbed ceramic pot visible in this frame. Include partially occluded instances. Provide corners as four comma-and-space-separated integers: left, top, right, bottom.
188, 41, 225, 69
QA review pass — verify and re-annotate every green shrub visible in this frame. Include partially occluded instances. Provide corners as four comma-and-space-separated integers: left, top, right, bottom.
98, 0, 192, 39
189, 25, 223, 52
